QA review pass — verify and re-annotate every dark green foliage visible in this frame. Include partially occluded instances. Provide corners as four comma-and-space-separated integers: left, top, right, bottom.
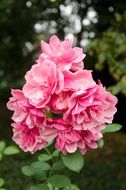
0, 156, 32, 190
49, 174, 71, 188
73, 133, 126, 190
88, 12, 126, 95
0, 133, 126, 190
61, 151, 84, 172
30, 184, 49, 190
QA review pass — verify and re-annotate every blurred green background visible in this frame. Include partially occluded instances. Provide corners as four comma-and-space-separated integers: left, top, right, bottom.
0, 0, 126, 190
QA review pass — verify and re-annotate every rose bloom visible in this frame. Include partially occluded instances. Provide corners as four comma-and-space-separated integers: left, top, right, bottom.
12, 122, 47, 153
38, 35, 85, 71
64, 82, 117, 131
7, 89, 47, 153
12, 119, 58, 153
7, 35, 118, 155
51, 119, 103, 155
7, 89, 46, 128
7, 90, 58, 153
23, 59, 63, 108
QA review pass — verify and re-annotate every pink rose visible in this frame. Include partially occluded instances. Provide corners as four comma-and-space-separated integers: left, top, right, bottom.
53, 119, 102, 154
56, 129, 83, 155
12, 122, 47, 154
7, 90, 59, 153
38, 35, 85, 71
51, 119, 83, 154
23, 60, 59, 108
7, 35, 118, 155
65, 82, 117, 131
7, 89, 46, 128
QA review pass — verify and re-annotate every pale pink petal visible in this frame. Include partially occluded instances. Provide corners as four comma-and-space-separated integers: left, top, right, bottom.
65, 143, 77, 153
49, 35, 60, 52
41, 41, 53, 56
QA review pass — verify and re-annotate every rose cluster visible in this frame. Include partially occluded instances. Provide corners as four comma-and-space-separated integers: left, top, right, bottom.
7, 35, 117, 154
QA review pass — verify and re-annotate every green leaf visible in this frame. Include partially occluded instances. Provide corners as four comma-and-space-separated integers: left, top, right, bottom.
30, 184, 49, 190
22, 164, 47, 180
53, 160, 65, 170
52, 150, 59, 157
33, 171, 47, 181
38, 154, 52, 162
0, 141, 6, 152
3, 145, 19, 155
46, 111, 53, 118
49, 175, 71, 188
21, 165, 34, 176
0, 178, 5, 187
61, 151, 84, 172
63, 184, 80, 190
31, 161, 50, 172
47, 183, 53, 190
97, 139, 104, 148
102, 124, 122, 134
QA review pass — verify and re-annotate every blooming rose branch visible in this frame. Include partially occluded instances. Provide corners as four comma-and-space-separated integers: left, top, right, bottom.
7, 35, 121, 190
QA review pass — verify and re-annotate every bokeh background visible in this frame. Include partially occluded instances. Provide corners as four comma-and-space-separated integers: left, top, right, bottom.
0, 0, 126, 190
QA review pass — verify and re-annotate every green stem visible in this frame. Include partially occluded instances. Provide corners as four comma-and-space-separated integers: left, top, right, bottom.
45, 147, 55, 164
44, 147, 54, 183
48, 166, 53, 180
45, 147, 52, 156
